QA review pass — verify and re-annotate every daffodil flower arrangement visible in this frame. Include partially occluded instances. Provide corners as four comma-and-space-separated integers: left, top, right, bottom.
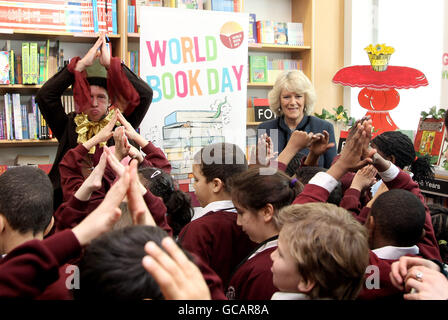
364, 44, 395, 55
314, 105, 355, 126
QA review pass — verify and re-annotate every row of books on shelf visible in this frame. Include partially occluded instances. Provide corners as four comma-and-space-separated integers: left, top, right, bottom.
248, 56, 303, 83
249, 14, 304, 46
130, 0, 243, 33
0, 94, 69, 141
0, 40, 65, 85
0, 0, 118, 34
128, 50, 140, 75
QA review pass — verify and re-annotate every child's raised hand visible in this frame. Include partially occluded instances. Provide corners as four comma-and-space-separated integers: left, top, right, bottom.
104, 145, 125, 178
127, 159, 155, 226
288, 130, 314, 152
117, 110, 139, 141
74, 151, 107, 201
309, 130, 335, 157
128, 144, 144, 164
113, 126, 130, 161
72, 164, 131, 246
142, 237, 211, 300
351, 164, 378, 192
257, 133, 277, 165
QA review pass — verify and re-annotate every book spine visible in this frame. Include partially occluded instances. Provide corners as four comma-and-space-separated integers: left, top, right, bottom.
106, 0, 113, 33
9, 50, 14, 84
112, 0, 118, 34
22, 43, 30, 85
29, 42, 38, 84
12, 93, 22, 140
92, 0, 99, 32
21, 104, 29, 140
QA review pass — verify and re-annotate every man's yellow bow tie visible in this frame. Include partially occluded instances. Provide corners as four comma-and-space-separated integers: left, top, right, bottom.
75, 109, 117, 154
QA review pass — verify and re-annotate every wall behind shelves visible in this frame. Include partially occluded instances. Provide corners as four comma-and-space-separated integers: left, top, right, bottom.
0, 146, 57, 165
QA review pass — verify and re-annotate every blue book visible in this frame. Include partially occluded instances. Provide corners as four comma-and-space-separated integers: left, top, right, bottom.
248, 13, 257, 43
112, 0, 118, 34
92, 0, 99, 33
67, 1, 83, 32
21, 104, 29, 139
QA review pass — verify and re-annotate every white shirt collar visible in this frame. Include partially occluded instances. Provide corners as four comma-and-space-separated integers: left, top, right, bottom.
271, 292, 309, 300
372, 245, 419, 260
203, 200, 236, 213
192, 200, 236, 221
248, 239, 278, 260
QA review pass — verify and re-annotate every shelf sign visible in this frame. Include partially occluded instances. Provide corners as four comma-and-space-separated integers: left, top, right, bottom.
418, 178, 448, 197
254, 106, 276, 122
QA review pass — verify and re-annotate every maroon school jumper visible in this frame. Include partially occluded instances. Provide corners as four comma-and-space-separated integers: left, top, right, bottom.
178, 209, 257, 288
58, 141, 171, 203
0, 230, 81, 298
54, 187, 172, 236
226, 241, 278, 300
293, 169, 441, 299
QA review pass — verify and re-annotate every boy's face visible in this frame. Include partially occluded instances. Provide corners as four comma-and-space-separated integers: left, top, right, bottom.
270, 230, 301, 292
86, 85, 109, 122
192, 164, 214, 208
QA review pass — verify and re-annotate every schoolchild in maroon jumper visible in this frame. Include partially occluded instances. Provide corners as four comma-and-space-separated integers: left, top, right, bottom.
225, 167, 302, 300
55, 145, 172, 236
178, 142, 256, 288
0, 160, 138, 298
282, 120, 441, 299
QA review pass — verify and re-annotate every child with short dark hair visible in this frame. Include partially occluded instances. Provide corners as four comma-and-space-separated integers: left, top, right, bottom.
226, 167, 302, 300
178, 142, 256, 288
0, 160, 136, 298
0, 166, 70, 299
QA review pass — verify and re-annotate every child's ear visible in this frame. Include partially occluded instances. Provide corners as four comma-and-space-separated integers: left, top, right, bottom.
43, 217, 55, 237
0, 214, 5, 234
262, 203, 275, 223
297, 278, 315, 294
211, 178, 224, 193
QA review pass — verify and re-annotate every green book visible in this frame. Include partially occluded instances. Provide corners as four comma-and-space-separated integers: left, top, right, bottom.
21, 42, 30, 84
9, 49, 14, 84
39, 45, 46, 84
249, 55, 268, 83
29, 42, 38, 84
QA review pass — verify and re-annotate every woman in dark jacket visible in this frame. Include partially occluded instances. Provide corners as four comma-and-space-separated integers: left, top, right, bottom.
257, 70, 336, 168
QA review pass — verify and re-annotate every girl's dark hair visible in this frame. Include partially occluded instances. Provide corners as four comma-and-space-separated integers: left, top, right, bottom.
194, 142, 248, 193
429, 204, 448, 263
138, 167, 193, 236
230, 166, 303, 227
371, 131, 434, 181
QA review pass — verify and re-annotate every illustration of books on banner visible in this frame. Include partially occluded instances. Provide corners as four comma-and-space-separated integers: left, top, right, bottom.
162, 105, 225, 193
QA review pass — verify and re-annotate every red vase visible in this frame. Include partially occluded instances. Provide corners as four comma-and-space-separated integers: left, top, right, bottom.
358, 88, 400, 136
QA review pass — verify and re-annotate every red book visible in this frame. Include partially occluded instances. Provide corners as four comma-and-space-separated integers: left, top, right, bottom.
414, 117, 447, 165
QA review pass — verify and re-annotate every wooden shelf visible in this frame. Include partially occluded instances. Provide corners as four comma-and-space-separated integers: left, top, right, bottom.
248, 82, 274, 88
0, 139, 58, 147
0, 30, 120, 43
0, 84, 72, 95
248, 43, 311, 52
246, 122, 261, 126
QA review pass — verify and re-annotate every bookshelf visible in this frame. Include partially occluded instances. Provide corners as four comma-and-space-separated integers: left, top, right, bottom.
0, 0, 320, 165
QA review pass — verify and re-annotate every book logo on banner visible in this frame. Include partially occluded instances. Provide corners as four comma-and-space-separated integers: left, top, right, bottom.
220, 21, 244, 49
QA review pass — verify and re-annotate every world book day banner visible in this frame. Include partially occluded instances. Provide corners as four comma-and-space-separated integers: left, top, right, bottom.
139, 7, 248, 193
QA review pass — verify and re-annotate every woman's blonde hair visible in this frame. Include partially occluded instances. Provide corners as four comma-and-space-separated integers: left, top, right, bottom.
268, 70, 316, 117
